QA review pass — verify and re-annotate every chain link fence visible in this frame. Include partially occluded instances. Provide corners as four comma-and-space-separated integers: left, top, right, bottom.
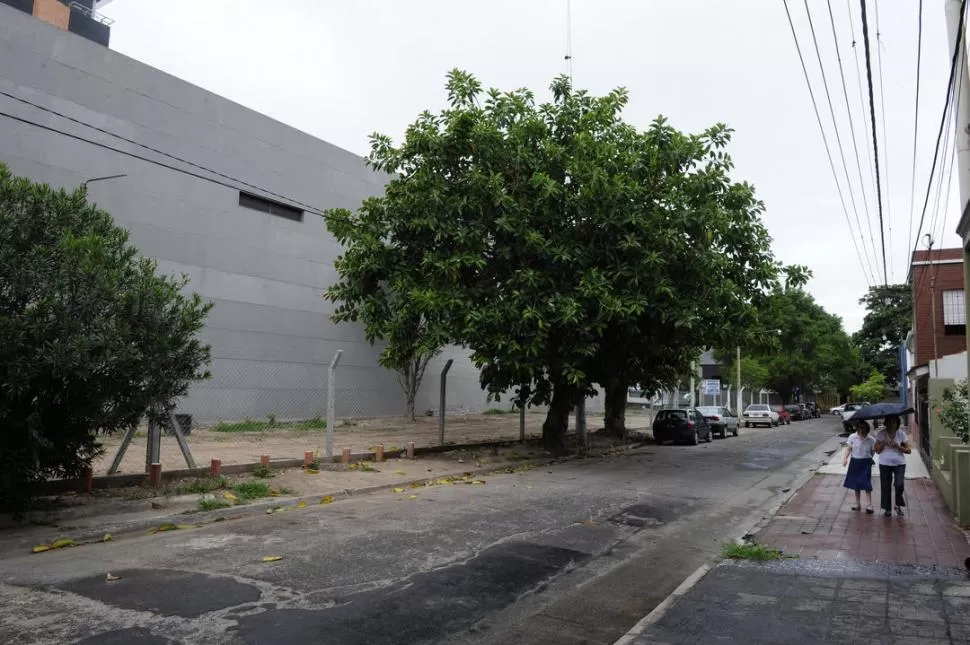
93, 352, 655, 476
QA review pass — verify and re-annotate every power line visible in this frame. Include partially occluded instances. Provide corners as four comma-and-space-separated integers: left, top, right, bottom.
783, 0, 876, 286
825, 0, 877, 267
845, 0, 881, 266
872, 1, 893, 282
907, 0, 924, 268
909, 0, 967, 271
0, 107, 329, 219
803, 0, 881, 282
858, 0, 888, 285
0, 89, 324, 216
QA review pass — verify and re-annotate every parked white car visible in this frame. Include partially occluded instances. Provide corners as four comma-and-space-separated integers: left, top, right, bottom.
841, 402, 869, 430
743, 404, 779, 428
830, 404, 846, 416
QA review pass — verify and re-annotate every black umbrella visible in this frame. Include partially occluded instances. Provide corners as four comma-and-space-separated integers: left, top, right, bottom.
849, 402, 915, 422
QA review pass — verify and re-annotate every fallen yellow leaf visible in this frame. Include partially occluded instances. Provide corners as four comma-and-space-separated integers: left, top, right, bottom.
50, 538, 76, 549
408, 495, 418, 500
102, 533, 113, 542
472, 480, 486, 485
270, 490, 281, 497
260, 556, 283, 563
297, 500, 307, 508
392, 487, 405, 493
223, 492, 238, 501
106, 573, 121, 582
32, 545, 50, 554
304, 468, 320, 475
149, 523, 179, 534
319, 495, 335, 505
394, 470, 407, 476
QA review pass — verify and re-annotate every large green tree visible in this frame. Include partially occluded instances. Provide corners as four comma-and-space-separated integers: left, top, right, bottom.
331, 70, 787, 449
0, 164, 212, 502
744, 287, 862, 402
853, 283, 911, 387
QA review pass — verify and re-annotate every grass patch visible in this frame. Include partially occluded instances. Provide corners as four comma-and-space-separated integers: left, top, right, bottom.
349, 461, 378, 472
484, 408, 512, 415
211, 417, 327, 433
252, 464, 275, 479
721, 542, 785, 561
232, 481, 273, 502
176, 477, 230, 495
197, 499, 231, 512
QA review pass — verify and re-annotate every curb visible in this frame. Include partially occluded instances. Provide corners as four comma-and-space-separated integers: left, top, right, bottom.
12, 440, 652, 557
609, 434, 839, 645
612, 562, 713, 645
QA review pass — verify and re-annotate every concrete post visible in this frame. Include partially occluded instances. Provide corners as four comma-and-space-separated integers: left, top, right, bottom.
326, 349, 343, 460
439, 359, 454, 446
576, 396, 587, 448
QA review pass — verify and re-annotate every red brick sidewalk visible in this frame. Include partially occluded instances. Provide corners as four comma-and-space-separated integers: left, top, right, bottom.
756, 474, 970, 567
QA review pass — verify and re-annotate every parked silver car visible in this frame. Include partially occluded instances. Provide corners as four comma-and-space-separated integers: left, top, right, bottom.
743, 404, 779, 428
697, 406, 740, 438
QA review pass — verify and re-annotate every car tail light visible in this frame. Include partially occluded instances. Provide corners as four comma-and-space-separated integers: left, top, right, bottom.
687, 421, 694, 429
710, 415, 721, 421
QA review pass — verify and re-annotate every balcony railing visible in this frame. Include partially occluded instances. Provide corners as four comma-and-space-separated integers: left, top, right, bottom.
68, 1, 113, 25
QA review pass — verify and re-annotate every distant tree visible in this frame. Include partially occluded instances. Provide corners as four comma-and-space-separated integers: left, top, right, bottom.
849, 370, 887, 403
323, 206, 448, 422
853, 284, 911, 388
0, 164, 211, 503
350, 70, 790, 449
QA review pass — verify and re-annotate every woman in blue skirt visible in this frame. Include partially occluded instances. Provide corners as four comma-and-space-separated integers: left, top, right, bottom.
842, 419, 875, 513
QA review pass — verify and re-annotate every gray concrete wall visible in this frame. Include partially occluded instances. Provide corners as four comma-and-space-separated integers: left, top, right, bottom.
0, 4, 493, 422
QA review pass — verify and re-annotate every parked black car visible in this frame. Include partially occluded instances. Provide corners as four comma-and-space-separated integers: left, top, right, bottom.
805, 402, 821, 418
784, 404, 805, 421
653, 408, 713, 445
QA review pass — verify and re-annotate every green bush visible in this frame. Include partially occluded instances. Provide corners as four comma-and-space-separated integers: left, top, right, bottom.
0, 165, 211, 503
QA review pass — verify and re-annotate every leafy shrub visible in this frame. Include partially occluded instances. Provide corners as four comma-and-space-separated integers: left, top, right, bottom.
936, 380, 969, 444
0, 165, 211, 502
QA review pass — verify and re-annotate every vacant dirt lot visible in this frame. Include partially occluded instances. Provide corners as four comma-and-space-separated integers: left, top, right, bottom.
93, 410, 655, 475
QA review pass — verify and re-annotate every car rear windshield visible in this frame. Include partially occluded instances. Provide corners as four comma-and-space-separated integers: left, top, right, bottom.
697, 407, 720, 415
747, 405, 769, 411
657, 410, 687, 420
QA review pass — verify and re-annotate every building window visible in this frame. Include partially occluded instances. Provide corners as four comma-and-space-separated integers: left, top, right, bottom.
942, 289, 967, 336
238, 192, 303, 222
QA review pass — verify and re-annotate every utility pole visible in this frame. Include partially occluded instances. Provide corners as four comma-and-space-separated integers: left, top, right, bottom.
736, 345, 742, 414
925, 234, 940, 378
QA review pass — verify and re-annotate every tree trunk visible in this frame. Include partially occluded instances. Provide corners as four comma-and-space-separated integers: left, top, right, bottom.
602, 383, 627, 437
542, 383, 574, 452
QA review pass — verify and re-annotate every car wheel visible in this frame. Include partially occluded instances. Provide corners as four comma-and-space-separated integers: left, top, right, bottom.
691, 429, 699, 446
706, 429, 713, 443
732, 426, 739, 437
744, 422, 749, 428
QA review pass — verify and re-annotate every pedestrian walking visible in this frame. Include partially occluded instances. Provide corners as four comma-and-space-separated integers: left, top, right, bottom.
874, 415, 911, 517
842, 419, 875, 513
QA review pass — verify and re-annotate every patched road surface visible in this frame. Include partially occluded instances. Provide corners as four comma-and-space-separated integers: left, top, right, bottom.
0, 419, 841, 644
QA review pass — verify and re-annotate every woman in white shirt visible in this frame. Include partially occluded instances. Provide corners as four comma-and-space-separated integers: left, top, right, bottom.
874, 415, 911, 517
842, 419, 876, 513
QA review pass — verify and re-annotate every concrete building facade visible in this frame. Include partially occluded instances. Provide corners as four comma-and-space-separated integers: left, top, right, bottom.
0, 3, 494, 423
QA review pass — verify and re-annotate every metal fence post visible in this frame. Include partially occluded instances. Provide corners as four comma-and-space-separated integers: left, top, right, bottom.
146, 420, 161, 474
439, 359, 454, 445
326, 349, 343, 460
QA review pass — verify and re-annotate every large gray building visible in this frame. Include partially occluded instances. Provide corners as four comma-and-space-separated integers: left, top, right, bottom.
0, 1, 494, 423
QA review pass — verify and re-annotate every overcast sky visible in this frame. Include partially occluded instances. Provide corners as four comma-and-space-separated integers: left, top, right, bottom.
100, 0, 961, 334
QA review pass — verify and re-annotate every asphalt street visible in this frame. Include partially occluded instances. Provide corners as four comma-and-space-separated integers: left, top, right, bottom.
0, 417, 842, 645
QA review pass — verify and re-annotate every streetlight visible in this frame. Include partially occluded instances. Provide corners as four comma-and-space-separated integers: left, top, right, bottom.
81, 174, 127, 190
736, 329, 781, 414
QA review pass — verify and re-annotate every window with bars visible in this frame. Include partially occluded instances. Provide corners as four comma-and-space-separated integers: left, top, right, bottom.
942, 289, 966, 335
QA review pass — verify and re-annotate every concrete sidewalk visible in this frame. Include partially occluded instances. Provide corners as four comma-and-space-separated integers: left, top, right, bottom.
623, 559, 970, 645
617, 473, 970, 644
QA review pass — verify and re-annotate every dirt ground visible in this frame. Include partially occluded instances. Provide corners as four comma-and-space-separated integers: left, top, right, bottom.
93, 410, 655, 475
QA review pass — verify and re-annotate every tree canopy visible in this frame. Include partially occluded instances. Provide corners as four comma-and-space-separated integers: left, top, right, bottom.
0, 164, 211, 502
723, 287, 862, 402
853, 283, 910, 387
849, 370, 887, 403
327, 70, 795, 448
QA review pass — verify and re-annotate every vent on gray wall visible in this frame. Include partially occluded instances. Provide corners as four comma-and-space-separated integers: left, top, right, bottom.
238, 192, 304, 223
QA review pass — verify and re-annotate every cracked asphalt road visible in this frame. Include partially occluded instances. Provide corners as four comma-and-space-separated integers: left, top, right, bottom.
0, 419, 841, 645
